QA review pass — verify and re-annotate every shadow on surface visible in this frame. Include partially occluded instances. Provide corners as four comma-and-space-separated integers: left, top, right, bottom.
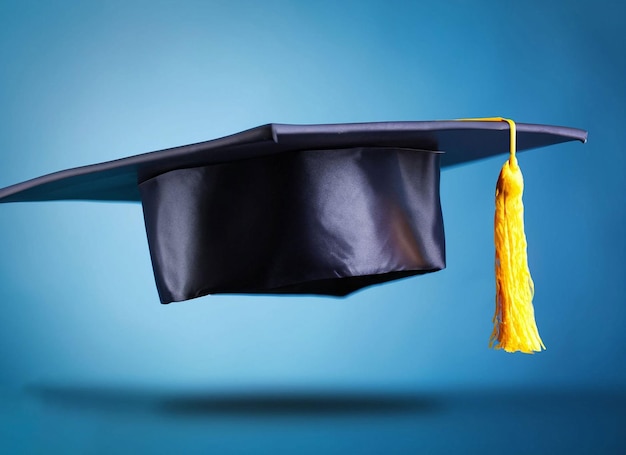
159, 392, 439, 416
24, 384, 441, 417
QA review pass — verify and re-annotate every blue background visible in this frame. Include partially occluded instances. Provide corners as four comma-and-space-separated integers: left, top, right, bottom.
0, 1, 624, 453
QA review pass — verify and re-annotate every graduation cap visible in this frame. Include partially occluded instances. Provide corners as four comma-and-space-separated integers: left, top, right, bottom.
0, 118, 587, 353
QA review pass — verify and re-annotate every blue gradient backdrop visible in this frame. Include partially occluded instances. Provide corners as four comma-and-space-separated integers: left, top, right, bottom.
0, 1, 624, 453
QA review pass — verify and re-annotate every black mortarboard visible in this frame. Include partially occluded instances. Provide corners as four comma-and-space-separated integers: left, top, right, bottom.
0, 119, 587, 351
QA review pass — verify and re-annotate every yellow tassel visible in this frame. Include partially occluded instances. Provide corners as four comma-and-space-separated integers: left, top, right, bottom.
460, 117, 545, 353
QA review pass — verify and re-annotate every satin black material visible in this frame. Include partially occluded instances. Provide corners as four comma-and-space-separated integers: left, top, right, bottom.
140, 147, 445, 304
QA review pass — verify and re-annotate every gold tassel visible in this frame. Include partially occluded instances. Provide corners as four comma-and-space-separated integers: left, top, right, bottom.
460, 117, 545, 353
